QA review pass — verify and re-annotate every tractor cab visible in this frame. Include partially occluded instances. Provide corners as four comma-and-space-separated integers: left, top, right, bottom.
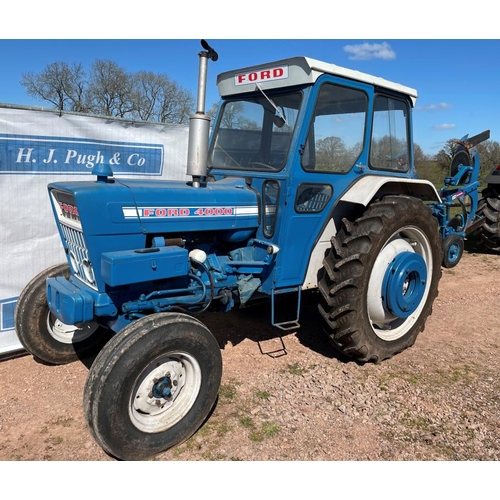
206, 57, 438, 294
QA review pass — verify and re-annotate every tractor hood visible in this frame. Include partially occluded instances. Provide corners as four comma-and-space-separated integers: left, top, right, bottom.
48, 176, 260, 238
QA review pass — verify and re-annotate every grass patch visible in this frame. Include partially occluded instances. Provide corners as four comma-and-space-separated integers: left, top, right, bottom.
249, 431, 264, 442
172, 447, 184, 458
214, 421, 233, 435
219, 379, 240, 401
168, 376, 284, 456
44, 436, 63, 446
202, 451, 227, 460
239, 416, 255, 429
254, 389, 271, 400
197, 423, 213, 437
281, 362, 312, 376
401, 412, 431, 433
380, 370, 421, 386
52, 417, 74, 427
262, 421, 280, 436
249, 421, 280, 442
429, 364, 476, 387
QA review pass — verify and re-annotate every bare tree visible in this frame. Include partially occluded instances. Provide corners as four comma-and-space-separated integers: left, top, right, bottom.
207, 102, 219, 120
219, 102, 243, 129
20, 59, 196, 124
129, 71, 193, 124
130, 71, 164, 122
21, 62, 87, 112
315, 136, 349, 171
86, 60, 134, 118
156, 77, 193, 125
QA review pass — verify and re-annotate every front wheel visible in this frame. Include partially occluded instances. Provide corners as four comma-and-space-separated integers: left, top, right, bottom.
318, 196, 442, 363
83, 313, 223, 461
14, 263, 108, 364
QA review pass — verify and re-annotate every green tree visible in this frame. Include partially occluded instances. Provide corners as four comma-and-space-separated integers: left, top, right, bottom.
434, 137, 500, 184
435, 138, 460, 171
476, 140, 500, 180
413, 143, 429, 166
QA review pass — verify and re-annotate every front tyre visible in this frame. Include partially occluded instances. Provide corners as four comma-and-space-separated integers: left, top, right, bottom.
318, 196, 441, 363
83, 313, 223, 461
14, 263, 108, 365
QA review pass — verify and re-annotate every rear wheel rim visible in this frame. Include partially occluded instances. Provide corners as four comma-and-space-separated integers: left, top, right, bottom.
367, 226, 432, 342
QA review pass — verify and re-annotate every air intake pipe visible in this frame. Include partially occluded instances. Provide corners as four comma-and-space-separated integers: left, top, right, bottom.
187, 39, 218, 188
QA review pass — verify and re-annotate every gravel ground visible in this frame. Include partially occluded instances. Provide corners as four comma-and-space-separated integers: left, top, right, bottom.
1, 248, 500, 467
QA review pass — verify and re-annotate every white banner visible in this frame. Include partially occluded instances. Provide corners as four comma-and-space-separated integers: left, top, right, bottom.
0, 104, 190, 357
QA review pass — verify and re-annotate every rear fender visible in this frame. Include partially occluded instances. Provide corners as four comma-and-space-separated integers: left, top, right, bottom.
301, 177, 441, 290
339, 176, 441, 206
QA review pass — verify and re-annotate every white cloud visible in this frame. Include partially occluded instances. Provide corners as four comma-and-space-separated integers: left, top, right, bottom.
343, 42, 396, 61
433, 123, 456, 130
417, 103, 453, 111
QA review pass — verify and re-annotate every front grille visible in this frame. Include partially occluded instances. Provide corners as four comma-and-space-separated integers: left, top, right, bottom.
60, 223, 97, 290
51, 190, 81, 225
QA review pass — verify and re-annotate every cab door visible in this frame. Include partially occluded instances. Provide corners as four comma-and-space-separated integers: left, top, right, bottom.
273, 76, 374, 289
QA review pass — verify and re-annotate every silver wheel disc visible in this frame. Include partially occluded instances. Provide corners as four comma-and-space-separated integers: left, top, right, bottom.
47, 312, 99, 344
129, 352, 202, 433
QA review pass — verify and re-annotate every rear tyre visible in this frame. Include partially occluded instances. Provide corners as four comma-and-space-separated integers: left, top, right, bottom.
83, 312, 223, 461
476, 185, 500, 252
14, 263, 107, 365
318, 196, 441, 363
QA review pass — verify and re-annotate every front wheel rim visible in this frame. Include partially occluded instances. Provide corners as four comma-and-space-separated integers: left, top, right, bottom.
47, 312, 99, 344
129, 352, 202, 433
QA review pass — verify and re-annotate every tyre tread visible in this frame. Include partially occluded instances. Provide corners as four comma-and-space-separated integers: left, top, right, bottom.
318, 196, 441, 363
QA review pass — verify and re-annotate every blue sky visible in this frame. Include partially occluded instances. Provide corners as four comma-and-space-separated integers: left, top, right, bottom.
2, 38, 498, 157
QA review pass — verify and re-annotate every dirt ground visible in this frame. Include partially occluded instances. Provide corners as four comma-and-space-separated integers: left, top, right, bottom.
1, 243, 500, 465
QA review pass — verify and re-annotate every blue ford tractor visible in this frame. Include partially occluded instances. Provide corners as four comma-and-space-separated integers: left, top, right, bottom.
14, 40, 489, 460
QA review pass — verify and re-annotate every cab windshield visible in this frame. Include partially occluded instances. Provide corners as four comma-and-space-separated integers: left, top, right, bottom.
209, 91, 302, 172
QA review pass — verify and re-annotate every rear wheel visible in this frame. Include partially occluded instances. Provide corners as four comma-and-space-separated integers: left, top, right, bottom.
83, 312, 222, 461
318, 196, 442, 363
476, 185, 500, 252
14, 263, 108, 364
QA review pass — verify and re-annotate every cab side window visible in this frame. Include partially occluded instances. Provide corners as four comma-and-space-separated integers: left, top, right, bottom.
370, 95, 410, 171
301, 83, 367, 173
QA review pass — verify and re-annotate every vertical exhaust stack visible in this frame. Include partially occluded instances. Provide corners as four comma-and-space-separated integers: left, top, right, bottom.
187, 40, 218, 188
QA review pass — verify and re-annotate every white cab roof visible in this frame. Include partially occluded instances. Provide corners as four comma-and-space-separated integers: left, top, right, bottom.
217, 56, 418, 105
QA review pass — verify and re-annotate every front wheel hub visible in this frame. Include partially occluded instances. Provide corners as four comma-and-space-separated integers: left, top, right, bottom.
382, 251, 427, 318
152, 376, 173, 399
